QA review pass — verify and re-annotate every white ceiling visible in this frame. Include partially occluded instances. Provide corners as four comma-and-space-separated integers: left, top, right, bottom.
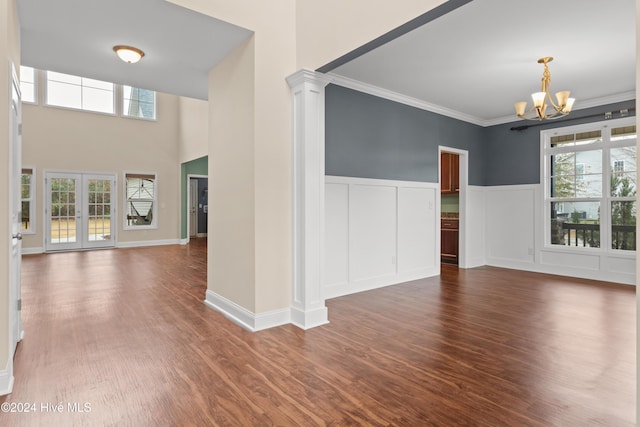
330, 0, 636, 126
18, 0, 252, 100
17, 0, 635, 124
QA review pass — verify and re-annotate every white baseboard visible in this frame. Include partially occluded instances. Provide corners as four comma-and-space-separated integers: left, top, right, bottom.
22, 247, 44, 255
0, 358, 14, 396
204, 290, 291, 332
325, 267, 439, 299
116, 239, 182, 249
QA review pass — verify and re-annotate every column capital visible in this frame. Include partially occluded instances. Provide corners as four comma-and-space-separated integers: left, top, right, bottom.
286, 68, 332, 89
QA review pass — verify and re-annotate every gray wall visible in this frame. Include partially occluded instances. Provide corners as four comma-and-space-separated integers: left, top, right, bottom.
325, 84, 635, 187
484, 100, 636, 186
325, 84, 486, 185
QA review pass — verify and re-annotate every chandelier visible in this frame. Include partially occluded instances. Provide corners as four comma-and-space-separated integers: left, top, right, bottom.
514, 57, 575, 121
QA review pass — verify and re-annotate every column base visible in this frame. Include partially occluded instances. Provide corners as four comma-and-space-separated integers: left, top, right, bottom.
290, 305, 329, 330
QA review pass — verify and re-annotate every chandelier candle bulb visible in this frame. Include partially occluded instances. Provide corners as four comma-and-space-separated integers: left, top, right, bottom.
515, 102, 527, 116
565, 97, 575, 112
555, 91, 570, 107
532, 92, 546, 108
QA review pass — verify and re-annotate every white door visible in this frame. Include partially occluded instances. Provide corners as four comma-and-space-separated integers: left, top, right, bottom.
45, 172, 116, 251
189, 179, 198, 237
9, 64, 23, 348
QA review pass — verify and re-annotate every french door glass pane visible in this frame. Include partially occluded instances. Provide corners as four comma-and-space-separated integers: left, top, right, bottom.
87, 179, 112, 241
50, 178, 77, 243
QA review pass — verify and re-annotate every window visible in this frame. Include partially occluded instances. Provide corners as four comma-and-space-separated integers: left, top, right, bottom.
46, 71, 114, 114
124, 173, 157, 229
123, 86, 156, 120
613, 160, 625, 177
21, 168, 35, 233
544, 118, 636, 251
19, 66, 36, 103
575, 162, 585, 180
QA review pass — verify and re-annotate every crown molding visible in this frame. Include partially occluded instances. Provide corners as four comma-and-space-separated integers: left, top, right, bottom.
327, 73, 636, 128
327, 72, 486, 126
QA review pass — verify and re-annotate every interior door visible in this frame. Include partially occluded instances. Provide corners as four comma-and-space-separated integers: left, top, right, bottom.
45, 172, 115, 251
189, 179, 198, 237
9, 64, 23, 348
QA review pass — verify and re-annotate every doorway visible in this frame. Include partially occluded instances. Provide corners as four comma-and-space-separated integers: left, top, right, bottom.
187, 175, 208, 240
45, 172, 116, 251
439, 147, 468, 267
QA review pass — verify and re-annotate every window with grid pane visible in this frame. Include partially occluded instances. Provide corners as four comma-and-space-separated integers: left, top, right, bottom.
123, 86, 156, 120
19, 66, 36, 104
21, 168, 35, 233
46, 71, 114, 114
544, 118, 636, 251
124, 173, 157, 229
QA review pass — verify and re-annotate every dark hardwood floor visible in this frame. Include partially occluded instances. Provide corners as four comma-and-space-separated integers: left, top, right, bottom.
1, 239, 634, 426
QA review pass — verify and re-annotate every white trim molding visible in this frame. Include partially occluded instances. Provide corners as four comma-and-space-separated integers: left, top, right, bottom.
328, 73, 635, 128
22, 246, 44, 255
204, 290, 291, 332
0, 358, 14, 396
116, 239, 182, 248
286, 69, 332, 330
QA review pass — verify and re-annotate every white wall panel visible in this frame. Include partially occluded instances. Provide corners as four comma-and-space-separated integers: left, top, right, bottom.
349, 184, 397, 282
485, 186, 535, 265
324, 183, 349, 288
324, 176, 439, 298
483, 184, 635, 285
465, 186, 486, 268
398, 187, 436, 273
609, 256, 636, 274
539, 250, 600, 271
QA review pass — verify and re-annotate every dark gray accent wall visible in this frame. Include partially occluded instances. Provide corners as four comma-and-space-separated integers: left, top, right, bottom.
325, 83, 635, 187
325, 84, 486, 185
484, 100, 636, 186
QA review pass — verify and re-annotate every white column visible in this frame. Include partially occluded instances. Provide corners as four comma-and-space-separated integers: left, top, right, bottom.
286, 69, 332, 329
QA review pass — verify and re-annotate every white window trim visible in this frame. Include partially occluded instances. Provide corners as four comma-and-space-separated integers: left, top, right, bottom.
541, 116, 636, 253
121, 86, 157, 122
21, 167, 36, 234
19, 66, 37, 105
44, 70, 116, 116
123, 171, 158, 230
22, 68, 158, 121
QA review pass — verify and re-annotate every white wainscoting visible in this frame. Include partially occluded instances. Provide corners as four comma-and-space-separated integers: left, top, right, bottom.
464, 186, 486, 268
324, 176, 439, 299
484, 184, 636, 285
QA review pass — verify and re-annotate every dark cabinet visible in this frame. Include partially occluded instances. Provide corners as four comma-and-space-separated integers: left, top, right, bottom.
441, 152, 459, 194
441, 219, 459, 264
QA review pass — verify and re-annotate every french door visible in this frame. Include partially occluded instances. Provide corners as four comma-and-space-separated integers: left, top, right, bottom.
45, 172, 116, 251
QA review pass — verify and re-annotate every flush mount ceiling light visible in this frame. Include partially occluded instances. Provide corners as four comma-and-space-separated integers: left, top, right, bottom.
113, 45, 145, 64
514, 57, 575, 121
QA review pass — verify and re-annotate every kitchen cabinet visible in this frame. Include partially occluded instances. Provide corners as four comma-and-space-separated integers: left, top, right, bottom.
441, 152, 459, 194
441, 219, 459, 264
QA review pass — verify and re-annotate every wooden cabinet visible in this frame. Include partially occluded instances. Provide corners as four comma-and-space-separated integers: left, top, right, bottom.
441, 219, 459, 264
441, 152, 459, 194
